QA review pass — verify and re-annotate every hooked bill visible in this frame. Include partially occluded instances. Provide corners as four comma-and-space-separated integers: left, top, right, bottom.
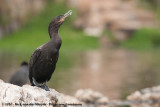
64, 10, 72, 17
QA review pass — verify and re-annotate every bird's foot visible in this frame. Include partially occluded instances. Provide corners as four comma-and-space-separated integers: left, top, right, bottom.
41, 83, 50, 91
32, 78, 50, 91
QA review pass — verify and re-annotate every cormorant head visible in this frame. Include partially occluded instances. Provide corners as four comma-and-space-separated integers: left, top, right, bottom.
59, 10, 72, 22
49, 10, 72, 36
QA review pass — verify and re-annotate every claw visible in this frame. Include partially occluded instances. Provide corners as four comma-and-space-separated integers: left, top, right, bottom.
44, 84, 50, 91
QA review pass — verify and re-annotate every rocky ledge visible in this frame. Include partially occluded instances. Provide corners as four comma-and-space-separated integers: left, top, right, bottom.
128, 86, 160, 107
1, 79, 160, 107
0, 79, 108, 107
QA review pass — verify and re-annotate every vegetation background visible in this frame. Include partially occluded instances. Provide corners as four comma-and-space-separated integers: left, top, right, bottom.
0, 0, 160, 100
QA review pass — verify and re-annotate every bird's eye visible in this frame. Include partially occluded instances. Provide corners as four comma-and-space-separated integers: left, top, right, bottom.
59, 16, 62, 19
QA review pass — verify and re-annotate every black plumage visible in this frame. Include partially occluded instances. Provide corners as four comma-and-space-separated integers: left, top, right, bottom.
29, 10, 72, 91
9, 62, 29, 86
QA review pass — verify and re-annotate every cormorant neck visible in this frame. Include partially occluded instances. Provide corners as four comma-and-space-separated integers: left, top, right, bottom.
50, 32, 59, 39
48, 22, 61, 39
49, 28, 59, 39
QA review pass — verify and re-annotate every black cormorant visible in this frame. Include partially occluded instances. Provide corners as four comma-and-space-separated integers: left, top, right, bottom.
29, 10, 72, 91
9, 62, 29, 86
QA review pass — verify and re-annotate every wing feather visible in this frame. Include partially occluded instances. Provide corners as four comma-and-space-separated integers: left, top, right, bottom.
29, 48, 41, 69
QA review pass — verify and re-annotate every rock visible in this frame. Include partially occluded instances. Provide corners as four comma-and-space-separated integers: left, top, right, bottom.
75, 89, 108, 104
3, 78, 160, 107
0, 79, 81, 107
97, 97, 109, 104
127, 86, 160, 107
127, 91, 142, 101
62, 94, 82, 104
0, 80, 111, 106
84, 27, 103, 37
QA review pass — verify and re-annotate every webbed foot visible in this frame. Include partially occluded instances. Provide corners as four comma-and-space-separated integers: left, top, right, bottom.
43, 84, 50, 91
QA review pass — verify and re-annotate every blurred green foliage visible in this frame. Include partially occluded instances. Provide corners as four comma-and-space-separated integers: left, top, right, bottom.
140, 0, 160, 19
0, 3, 98, 54
0, 16, 10, 26
0, 2, 98, 64
141, 0, 159, 9
121, 28, 160, 50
